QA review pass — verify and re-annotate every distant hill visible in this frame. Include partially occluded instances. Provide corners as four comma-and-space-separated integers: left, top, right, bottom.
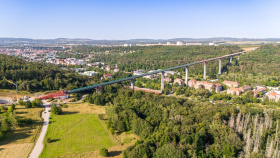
0, 37, 280, 46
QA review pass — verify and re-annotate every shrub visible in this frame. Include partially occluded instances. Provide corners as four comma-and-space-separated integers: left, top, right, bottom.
11, 104, 15, 109
50, 104, 62, 115
99, 148, 109, 157
60, 103, 68, 108
18, 100, 24, 105
46, 137, 51, 143
98, 114, 103, 120
25, 101, 32, 108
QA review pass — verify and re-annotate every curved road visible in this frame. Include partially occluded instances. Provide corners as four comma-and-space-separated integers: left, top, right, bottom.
29, 101, 50, 158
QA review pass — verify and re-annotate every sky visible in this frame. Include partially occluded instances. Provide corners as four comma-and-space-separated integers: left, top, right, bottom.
0, 0, 280, 40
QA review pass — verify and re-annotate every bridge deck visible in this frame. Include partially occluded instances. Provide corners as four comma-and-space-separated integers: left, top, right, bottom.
69, 51, 245, 93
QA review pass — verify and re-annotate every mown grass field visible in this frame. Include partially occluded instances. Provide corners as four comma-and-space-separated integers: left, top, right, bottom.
0, 105, 43, 158
40, 103, 138, 158
40, 113, 116, 158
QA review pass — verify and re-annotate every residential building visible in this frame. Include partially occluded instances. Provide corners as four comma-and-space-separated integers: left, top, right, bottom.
114, 68, 119, 73
267, 86, 279, 91
133, 70, 145, 76
177, 41, 183, 45
222, 80, 240, 88
239, 85, 251, 92
253, 87, 266, 97
174, 78, 184, 85
144, 75, 154, 79
164, 71, 177, 77
185, 43, 202, 46
188, 79, 222, 93
227, 87, 242, 96
104, 74, 112, 78
79, 71, 97, 77
267, 90, 280, 102
105, 66, 111, 71
164, 77, 172, 82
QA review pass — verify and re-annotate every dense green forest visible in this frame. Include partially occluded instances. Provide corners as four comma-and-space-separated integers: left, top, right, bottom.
74, 45, 242, 75
0, 54, 89, 91
225, 45, 280, 87
84, 85, 280, 158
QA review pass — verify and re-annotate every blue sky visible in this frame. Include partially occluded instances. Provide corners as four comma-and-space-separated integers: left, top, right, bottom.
0, 0, 280, 39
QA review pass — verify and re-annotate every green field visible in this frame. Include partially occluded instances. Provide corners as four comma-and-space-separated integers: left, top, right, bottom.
40, 114, 116, 158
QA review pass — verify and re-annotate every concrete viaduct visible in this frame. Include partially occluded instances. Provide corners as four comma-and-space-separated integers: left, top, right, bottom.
39, 51, 246, 99
70, 51, 245, 94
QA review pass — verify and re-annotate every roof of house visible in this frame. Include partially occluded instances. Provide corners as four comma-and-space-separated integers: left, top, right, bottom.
267, 90, 280, 97
222, 80, 240, 86
104, 74, 112, 77
253, 87, 266, 93
228, 87, 241, 92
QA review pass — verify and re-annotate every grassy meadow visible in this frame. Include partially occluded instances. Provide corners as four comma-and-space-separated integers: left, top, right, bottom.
40, 114, 116, 158
0, 105, 43, 158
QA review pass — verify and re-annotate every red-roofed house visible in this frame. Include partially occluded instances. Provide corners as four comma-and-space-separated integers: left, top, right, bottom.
104, 74, 112, 78
114, 68, 119, 73
267, 90, 280, 102
227, 87, 242, 96
105, 66, 110, 71
253, 87, 266, 97
215, 83, 222, 93
239, 85, 251, 92
188, 79, 221, 93
222, 80, 240, 88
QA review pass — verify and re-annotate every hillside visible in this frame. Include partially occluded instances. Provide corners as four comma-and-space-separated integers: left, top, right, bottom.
0, 54, 89, 91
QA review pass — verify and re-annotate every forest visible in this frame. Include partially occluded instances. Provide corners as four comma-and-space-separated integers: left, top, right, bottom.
84, 85, 280, 158
0, 54, 89, 91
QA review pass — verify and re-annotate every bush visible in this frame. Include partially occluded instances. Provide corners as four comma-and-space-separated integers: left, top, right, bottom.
60, 103, 68, 108
18, 100, 24, 105
50, 104, 62, 115
46, 137, 51, 143
11, 104, 15, 109
25, 101, 32, 108
99, 148, 109, 157
98, 114, 103, 120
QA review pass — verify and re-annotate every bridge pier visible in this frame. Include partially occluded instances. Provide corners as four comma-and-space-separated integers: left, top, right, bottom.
218, 58, 222, 75
230, 56, 233, 63
185, 66, 189, 86
131, 79, 134, 92
203, 61, 207, 80
238, 54, 240, 60
96, 86, 101, 95
161, 72, 165, 94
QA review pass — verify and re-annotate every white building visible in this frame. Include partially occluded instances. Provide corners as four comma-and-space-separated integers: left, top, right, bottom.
186, 43, 203, 46
133, 70, 145, 76
79, 71, 97, 77
177, 41, 183, 45
164, 71, 177, 77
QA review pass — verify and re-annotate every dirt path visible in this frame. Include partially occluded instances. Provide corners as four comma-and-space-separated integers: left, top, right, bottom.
29, 102, 50, 158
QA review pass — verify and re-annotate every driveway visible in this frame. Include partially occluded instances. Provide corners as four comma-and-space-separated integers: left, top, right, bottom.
29, 101, 50, 158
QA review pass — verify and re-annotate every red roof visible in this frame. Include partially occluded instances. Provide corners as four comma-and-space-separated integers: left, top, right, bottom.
104, 74, 112, 77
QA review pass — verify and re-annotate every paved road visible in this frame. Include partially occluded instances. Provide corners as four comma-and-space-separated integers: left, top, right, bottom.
29, 102, 50, 158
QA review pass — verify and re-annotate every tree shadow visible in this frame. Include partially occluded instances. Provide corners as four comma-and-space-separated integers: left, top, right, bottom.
61, 111, 79, 115
16, 111, 28, 114
108, 151, 122, 157
50, 139, 60, 143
